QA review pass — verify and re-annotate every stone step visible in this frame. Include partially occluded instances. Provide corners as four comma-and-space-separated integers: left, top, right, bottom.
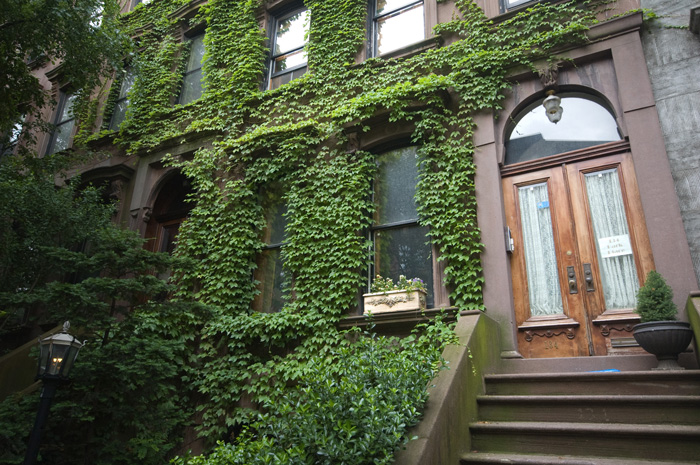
484, 371, 700, 396
476, 394, 700, 424
469, 421, 700, 462
461, 452, 700, 465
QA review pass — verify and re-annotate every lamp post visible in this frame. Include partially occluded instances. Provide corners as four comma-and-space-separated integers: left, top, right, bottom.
24, 321, 85, 465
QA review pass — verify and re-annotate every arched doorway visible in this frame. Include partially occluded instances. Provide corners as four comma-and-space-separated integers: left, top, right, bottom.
145, 172, 194, 254
502, 93, 655, 358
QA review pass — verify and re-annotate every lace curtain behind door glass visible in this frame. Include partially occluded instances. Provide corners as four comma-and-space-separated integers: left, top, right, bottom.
585, 168, 639, 309
519, 182, 564, 316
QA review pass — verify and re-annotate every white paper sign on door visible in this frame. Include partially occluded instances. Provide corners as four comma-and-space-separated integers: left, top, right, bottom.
598, 234, 633, 258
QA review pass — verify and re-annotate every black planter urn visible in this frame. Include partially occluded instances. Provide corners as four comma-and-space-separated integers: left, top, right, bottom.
632, 321, 694, 370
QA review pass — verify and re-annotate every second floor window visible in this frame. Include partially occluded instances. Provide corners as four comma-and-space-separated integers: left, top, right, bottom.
179, 34, 205, 105
109, 69, 135, 131
372, 0, 424, 56
46, 91, 76, 154
268, 6, 309, 90
501, 0, 537, 12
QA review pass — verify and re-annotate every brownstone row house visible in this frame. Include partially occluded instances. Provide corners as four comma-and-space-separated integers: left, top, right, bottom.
5, 0, 700, 462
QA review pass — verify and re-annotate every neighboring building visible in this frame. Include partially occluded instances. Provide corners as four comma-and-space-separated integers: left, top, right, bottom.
641, 0, 700, 286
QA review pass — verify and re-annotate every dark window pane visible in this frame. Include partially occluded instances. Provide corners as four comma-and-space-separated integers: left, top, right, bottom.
253, 247, 286, 313
375, 225, 433, 306
269, 66, 307, 90
375, 146, 420, 225
505, 96, 620, 165
264, 201, 287, 245
158, 222, 181, 254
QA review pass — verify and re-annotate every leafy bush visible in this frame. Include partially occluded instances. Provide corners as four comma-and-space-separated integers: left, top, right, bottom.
174, 317, 455, 465
635, 270, 678, 322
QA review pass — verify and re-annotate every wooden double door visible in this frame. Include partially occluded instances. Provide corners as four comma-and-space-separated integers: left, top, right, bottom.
503, 150, 654, 358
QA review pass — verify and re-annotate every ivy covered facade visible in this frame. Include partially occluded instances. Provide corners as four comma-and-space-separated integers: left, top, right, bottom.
8, 0, 700, 461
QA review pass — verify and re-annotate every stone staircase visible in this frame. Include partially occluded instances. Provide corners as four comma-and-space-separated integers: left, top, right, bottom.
462, 370, 700, 465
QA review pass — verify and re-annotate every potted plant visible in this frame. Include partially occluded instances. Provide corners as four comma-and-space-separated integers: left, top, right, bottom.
363, 275, 427, 314
632, 270, 694, 370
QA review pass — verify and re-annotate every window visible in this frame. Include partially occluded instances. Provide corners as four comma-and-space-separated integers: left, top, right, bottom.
505, 94, 621, 165
371, 0, 424, 56
132, 0, 151, 8
368, 146, 434, 307
268, 5, 309, 90
253, 195, 288, 313
46, 91, 76, 154
1, 119, 23, 157
178, 34, 205, 105
501, 0, 538, 12
109, 69, 135, 131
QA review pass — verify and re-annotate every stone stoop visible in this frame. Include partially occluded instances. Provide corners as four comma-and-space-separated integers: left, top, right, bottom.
461, 371, 700, 464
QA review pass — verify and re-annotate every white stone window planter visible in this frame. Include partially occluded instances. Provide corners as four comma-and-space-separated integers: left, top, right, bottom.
363, 289, 427, 314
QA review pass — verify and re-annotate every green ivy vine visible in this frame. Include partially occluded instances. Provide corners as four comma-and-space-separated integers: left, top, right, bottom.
71, 0, 610, 454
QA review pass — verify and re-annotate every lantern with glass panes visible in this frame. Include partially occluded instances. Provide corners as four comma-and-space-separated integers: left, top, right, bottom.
36, 321, 85, 381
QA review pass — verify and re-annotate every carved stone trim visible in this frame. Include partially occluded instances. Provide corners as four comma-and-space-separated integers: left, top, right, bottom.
523, 327, 576, 342
366, 294, 411, 308
538, 64, 560, 91
142, 207, 153, 223
599, 323, 635, 337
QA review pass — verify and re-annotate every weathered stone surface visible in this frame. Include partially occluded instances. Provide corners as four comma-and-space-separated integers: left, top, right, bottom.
642, 0, 700, 286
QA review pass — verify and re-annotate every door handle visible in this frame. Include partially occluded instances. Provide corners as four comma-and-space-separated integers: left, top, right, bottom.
566, 266, 578, 294
583, 263, 595, 292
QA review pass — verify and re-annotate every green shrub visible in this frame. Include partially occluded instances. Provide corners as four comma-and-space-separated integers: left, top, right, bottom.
635, 270, 678, 322
174, 318, 455, 465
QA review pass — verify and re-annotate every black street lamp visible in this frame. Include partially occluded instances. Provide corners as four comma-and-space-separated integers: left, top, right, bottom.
24, 321, 85, 465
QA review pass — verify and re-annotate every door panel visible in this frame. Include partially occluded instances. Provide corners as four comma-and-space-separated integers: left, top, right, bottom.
503, 167, 591, 358
504, 153, 654, 358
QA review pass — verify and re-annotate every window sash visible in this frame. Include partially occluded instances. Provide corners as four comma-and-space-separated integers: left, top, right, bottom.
268, 6, 309, 90
254, 196, 288, 312
372, 0, 424, 56
179, 35, 205, 104
109, 70, 135, 130
502, 0, 537, 11
46, 93, 76, 154
368, 146, 433, 306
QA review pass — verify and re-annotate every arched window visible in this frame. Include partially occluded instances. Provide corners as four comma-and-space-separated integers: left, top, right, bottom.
504, 93, 621, 166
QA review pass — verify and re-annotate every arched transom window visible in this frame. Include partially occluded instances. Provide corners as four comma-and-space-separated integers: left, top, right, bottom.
505, 94, 621, 166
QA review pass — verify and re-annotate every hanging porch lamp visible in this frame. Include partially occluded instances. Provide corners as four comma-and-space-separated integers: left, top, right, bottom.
543, 90, 563, 124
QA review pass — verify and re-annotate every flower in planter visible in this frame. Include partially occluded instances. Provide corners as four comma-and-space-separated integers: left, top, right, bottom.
370, 275, 427, 293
